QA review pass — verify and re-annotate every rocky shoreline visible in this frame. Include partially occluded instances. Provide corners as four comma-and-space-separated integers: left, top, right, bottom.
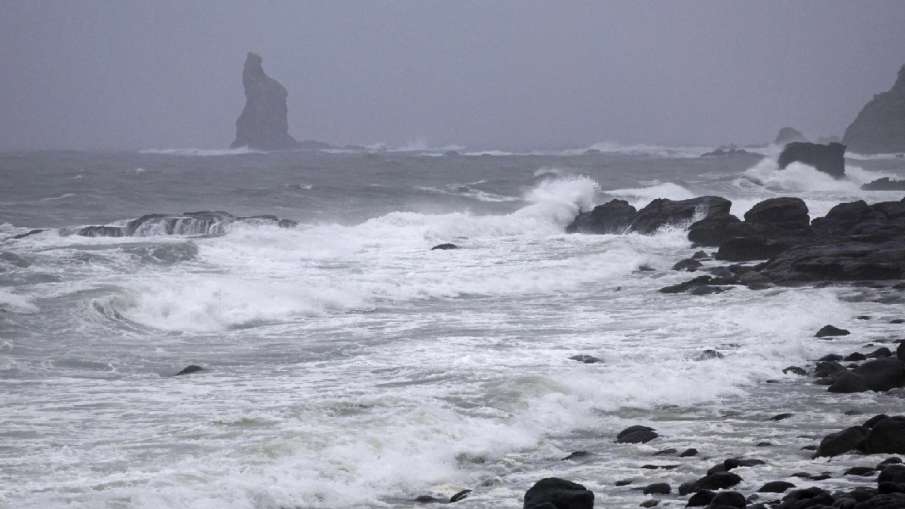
508, 194, 905, 508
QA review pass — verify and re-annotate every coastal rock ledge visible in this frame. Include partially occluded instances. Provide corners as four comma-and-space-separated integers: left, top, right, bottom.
231, 52, 299, 150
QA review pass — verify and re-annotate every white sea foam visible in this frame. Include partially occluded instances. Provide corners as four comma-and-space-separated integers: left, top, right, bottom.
0, 289, 39, 313
604, 181, 697, 208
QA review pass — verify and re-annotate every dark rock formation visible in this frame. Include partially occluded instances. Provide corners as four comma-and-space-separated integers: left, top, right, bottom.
708, 491, 746, 508
815, 426, 868, 457
816, 325, 850, 338
615, 425, 658, 444
175, 365, 204, 376
431, 243, 459, 250
678, 472, 741, 494
843, 64, 905, 154
862, 178, 905, 191
774, 127, 808, 145
523, 478, 594, 509
852, 359, 905, 391
569, 354, 603, 364
778, 141, 846, 178
630, 197, 731, 234
566, 199, 636, 234
231, 52, 299, 150
759, 481, 795, 493
567, 197, 730, 236
641, 483, 670, 495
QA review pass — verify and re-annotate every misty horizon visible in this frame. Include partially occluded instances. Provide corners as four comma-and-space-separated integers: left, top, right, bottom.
1, 0, 904, 151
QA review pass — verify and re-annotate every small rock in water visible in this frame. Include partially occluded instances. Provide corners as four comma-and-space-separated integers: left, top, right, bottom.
414, 495, 441, 503
639, 500, 658, 508
569, 354, 603, 364
857, 315, 872, 320
756, 441, 773, 447
175, 365, 204, 376
615, 479, 633, 486
523, 478, 594, 509
868, 347, 893, 358
449, 489, 471, 503
653, 448, 677, 456
431, 243, 459, 250
691, 250, 711, 260
679, 448, 698, 457
562, 451, 590, 461
771, 412, 794, 421
819, 354, 844, 362
616, 425, 658, 444
845, 352, 868, 361
672, 258, 702, 272
844, 466, 877, 477
642, 483, 670, 495
758, 481, 795, 493
891, 318, 905, 324
828, 372, 870, 393
815, 325, 851, 338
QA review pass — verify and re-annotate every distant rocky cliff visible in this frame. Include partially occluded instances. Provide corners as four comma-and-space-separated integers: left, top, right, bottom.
231, 52, 299, 150
843, 64, 905, 154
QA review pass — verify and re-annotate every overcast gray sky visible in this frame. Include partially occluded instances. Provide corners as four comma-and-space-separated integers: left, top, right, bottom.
0, 0, 903, 151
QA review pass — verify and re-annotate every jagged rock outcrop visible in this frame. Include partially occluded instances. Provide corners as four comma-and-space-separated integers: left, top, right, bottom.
774, 127, 808, 145
231, 52, 299, 150
566, 197, 730, 235
778, 142, 846, 178
843, 64, 905, 154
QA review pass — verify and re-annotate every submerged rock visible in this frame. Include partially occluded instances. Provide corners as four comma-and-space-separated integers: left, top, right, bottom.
431, 243, 459, 250
778, 142, 846, 178
523, 478, 594, 509
843, 64, 905, 154
174, 365, 204, 376
231, 52, 299, 150
76, 211, 297, 238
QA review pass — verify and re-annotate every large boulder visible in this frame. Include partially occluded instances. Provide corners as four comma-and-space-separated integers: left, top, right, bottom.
231, 52, 300, 150
523, 478, 594, 509
630, 197, 731, 234
566, 199, 637, 234
863, 416, 905, 454
774, 127, 808, 145
744, 197, 810, 231
778, 142, 846, 178
814, 426, 868, 457
852, 358, 905, 391
843, 64, 905, 154
687, 213, 745, 247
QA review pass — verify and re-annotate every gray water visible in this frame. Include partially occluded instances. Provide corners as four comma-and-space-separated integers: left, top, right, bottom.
1, 145, 904, 508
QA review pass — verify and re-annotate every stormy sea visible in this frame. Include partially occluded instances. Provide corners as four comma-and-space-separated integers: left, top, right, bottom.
1, 144, 904, 509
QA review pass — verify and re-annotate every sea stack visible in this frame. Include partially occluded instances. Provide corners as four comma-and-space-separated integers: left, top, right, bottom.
842, 64, 905, 154
778, 141, 846, 178
231, 52, 299, 150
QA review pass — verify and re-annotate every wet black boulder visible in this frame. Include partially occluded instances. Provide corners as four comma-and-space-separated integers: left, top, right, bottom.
814, 426, 868, 457
816, 325, 850, 338
523, 478, 594, 509
863, 416, 905, 455
175, 365, 204, 376
852, 358, 905, 391
629, 196, 731, 234
615, 425, 658, 444
566, 199, 637, 234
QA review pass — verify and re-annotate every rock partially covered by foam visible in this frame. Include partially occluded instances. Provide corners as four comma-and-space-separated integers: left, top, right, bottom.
231, 52, 299, 150
75, 211, 297, 238
778, 142, 846, 178
843, 64, 905, 154
567, 197, 730, 236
